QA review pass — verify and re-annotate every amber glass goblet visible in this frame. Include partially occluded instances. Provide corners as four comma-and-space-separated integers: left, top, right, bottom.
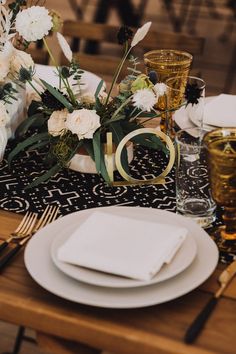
204, 128, 236, 253
144, 50, 192, 135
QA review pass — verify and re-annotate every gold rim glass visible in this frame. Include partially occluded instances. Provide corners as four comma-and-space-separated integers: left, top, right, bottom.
204, 128, 236, 253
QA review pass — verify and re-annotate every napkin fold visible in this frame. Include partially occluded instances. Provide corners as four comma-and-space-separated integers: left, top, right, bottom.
57, 211, 188, 281
204, 94, 236, 127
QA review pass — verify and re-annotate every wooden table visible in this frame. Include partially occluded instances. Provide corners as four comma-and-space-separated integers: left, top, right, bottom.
0, 209, 236, 354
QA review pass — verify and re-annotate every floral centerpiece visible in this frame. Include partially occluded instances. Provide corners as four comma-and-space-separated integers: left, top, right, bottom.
7, 1, 202, 187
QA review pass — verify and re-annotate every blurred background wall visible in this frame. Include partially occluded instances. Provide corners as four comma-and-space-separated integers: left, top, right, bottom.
27, 0, 236, 95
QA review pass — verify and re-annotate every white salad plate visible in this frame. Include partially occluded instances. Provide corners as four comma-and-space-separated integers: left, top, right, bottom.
50, 216, 197, 288
24, 207, 219, 309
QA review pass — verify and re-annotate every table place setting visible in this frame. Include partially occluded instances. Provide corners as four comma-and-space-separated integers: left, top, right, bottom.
24, 206, 219, 309
0, 2, 236, 353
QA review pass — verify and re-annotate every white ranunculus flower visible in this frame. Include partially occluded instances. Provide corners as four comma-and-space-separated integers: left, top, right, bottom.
57, 32, 73, 62
0, 101, 10, 127
0, 41, 13, 82
9, 48, 34, 74
131, 22, 152, 48
154, 83, 167, 97
48, 109, 68, 137
15, 6, 53, 42
65, 108, 101, 140
132, 88, 157, 112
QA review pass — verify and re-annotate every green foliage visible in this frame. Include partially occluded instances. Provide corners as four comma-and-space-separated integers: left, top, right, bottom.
41, 80, 73, 112
0, 83, 18, 104
8, 0, 26, 23
25, 164, 62, 189
131, 133, 169, 155
15, 113, 48, 137
8, 132, 50, 166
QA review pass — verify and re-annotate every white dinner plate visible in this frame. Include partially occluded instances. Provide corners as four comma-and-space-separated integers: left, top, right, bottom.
24, 207, 219, 309
34, 64, 103, 95
50, 217, 197, 288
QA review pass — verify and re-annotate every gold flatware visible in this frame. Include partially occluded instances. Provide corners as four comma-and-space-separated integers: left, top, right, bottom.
0, 205, 60, 271
0, 212, 38, 253
185, 260, 236, 343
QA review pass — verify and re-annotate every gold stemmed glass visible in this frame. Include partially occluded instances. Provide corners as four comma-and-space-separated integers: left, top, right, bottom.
204, 128, 236, 253
144, 49, 192, 135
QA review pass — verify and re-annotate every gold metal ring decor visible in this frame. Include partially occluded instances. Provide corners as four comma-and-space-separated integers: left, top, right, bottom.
105, 128, 175, 186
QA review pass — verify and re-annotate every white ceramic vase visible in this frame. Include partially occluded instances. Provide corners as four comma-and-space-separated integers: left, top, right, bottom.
68, 143, 134, 174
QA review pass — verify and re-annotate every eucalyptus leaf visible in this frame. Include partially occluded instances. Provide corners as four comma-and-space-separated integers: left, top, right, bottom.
92, 131, 110, 182
94, 80, 104, 99
92, 130, 101, 173
15, 113, 45, 137
110, 122, 129, 174
104, 114, 126, 125
83, 140, 94, 160
131, 133, 168, 154
27, 140, 49, 152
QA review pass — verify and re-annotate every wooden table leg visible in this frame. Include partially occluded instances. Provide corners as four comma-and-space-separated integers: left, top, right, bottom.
37, 332, 101, 354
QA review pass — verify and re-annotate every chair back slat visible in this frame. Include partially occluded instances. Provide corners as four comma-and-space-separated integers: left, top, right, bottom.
61, 20, 205, 77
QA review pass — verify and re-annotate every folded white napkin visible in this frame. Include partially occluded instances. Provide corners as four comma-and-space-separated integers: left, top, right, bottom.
57, 211, 188, 281
204, 94, 236, 127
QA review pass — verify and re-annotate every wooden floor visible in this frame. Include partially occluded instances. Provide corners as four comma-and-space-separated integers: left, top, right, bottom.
0, 1, 235, 353
0, 322, 44, 354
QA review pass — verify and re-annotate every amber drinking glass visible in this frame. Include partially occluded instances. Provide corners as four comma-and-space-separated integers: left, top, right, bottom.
144, 50, 193, 135
204, 128, 236, 253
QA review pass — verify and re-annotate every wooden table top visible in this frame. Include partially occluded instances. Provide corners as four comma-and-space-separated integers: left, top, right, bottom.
0, 209, 236, 354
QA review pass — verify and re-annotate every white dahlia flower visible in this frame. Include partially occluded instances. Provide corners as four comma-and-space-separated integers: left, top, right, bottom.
15, 6, 53, 42
132, 88, 157, 112
65, 108, 101, 140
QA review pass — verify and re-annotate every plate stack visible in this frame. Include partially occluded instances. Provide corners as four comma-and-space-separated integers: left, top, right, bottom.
175, 94, 236, 131
24, 207, 219, 309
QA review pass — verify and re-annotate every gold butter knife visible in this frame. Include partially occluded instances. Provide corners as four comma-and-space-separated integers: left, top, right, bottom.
184, 259, 236, 344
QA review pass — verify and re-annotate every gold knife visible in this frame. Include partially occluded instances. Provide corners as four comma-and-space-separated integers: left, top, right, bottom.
184, 259, 236, 344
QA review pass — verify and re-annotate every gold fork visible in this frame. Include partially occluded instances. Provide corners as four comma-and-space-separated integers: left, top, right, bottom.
32, 205, 59, 234
0, 212, 38, 253
0, 205, 60, 271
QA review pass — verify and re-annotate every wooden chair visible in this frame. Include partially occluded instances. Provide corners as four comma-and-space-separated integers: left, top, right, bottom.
61, 20, 205, 78
26, 44, 50, 65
